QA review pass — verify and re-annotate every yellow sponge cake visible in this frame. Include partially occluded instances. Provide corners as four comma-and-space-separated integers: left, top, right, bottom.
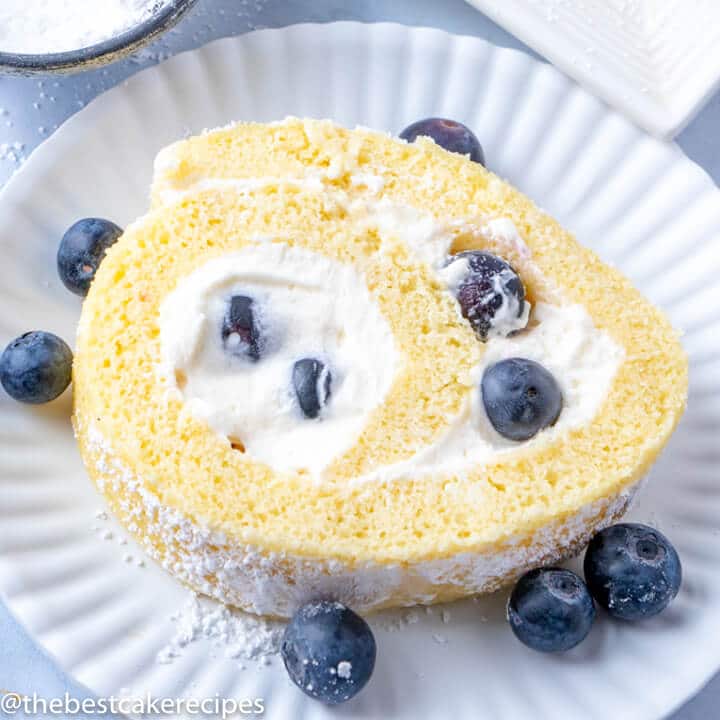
72, 119, 687, 617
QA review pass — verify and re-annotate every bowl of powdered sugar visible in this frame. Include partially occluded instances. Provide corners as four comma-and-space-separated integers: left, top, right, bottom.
0, 0, 198, 75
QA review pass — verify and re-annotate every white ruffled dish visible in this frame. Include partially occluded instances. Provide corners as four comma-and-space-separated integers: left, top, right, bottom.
0, 22, 718, 720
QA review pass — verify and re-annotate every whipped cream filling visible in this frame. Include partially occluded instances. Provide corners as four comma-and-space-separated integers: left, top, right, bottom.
158, 243, 400, 475
350, 207, 624, 483
155, 160, 624, 483
361, 301, 623, 484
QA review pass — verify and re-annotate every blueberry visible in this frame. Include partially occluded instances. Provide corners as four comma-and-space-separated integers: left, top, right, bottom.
481, 358, 562, 441
57, 218, 123, 296
221, 295, 262, 361
0, 331, 73, 404
292, 358, 331, 419
282, 600, 376, 705
584, 523, 682, 621
399, 118, 485, 165
447, 251, 527, 341
507, 568, 595, 653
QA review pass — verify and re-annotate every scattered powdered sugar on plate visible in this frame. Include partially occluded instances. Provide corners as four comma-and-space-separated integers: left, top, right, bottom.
0, 141, 26, 166
157, 593, 284, 666
375, 608, 422, 632
156, 593, 455, 669
89, 492, 463, 663
86, 504, 284, 665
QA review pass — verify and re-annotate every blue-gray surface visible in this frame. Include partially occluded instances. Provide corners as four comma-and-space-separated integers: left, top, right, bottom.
0, 1, 717, 718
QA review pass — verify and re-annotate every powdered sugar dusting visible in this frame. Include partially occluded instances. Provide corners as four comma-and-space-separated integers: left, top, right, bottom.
336, 660, 352, 679
78, 419, 637, 618
157, 593, 283, 665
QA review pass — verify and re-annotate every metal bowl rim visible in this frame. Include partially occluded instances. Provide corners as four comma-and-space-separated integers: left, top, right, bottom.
0, 0, 197, 74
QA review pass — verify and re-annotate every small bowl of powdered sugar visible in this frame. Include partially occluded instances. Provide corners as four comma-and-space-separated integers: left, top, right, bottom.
0, 0, 198, 75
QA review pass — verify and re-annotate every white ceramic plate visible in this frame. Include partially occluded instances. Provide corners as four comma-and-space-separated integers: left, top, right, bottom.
464, 0, 720, 139
0, 22, 719, 720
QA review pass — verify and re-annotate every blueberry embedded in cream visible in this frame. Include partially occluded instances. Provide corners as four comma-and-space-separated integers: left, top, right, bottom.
222, 295, 263, 361
293, 357, 332, 419
441, 251, 529, 341
481, 358, 563, 441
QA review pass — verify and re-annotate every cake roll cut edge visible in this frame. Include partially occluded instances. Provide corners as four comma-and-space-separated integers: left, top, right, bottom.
76, 417, 640, 617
